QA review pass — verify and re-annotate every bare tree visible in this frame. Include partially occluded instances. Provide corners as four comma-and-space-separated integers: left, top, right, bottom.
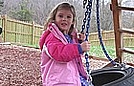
3, 0, 133, 32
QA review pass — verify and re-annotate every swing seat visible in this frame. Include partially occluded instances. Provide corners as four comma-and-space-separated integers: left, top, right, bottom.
91, 66, 134, 86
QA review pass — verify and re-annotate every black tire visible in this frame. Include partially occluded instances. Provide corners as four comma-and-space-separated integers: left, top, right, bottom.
91, 67, 134, 86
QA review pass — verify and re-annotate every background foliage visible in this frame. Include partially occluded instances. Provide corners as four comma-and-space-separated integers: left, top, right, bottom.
0, 0, 134, 32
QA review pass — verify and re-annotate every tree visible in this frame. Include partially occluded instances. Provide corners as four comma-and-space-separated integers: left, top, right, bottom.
0, 0, 4, 7
0, 0, 4, 14
3, 0, 127, 32
10, 0, 32, 21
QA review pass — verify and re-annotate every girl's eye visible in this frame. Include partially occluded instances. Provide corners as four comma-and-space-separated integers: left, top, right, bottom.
58, 15, 63, 18
67, 16, 71, 18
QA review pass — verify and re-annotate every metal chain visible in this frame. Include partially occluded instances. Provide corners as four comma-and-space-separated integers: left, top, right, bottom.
81, 0, 117, 84
83, 0, 87, 8
96, 0, 116, 65
81, 0, 93, 83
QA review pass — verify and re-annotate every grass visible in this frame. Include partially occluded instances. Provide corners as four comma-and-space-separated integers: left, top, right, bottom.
14, 43, 39, 49
89, 46, 116, 59
23, 44, 39, 49
89, 46, 134, 64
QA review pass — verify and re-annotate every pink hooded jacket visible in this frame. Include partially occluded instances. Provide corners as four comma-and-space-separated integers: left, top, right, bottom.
39, 23, 88, 86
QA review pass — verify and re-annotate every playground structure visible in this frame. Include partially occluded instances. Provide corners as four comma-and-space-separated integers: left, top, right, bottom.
106, 0, 134, 67
0, 0, 134, 86
113, 0, 134, 64
82, 0, 134, 86
81, 0, 134, 71
82, 0, 134, 67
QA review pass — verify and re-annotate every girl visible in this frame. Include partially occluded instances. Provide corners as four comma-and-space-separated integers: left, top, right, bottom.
39, 2, 93, 86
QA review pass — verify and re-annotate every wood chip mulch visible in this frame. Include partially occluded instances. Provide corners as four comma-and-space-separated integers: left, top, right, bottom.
0, 44, 109, 86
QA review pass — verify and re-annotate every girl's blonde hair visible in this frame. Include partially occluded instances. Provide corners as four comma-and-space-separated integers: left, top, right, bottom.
44, 2, 77, 36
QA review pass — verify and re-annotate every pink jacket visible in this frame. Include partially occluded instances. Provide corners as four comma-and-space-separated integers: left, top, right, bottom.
39, 23, 88, 86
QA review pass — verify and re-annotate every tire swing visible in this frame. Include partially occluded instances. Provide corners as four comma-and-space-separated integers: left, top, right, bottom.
81, 0, 134, 86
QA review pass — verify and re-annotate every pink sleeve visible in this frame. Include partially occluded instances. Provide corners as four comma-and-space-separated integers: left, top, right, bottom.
45, 34, 80, 62
39, 30, 50, 50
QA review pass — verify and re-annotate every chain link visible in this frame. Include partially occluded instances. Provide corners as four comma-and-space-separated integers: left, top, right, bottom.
96, 0, 116, 65
81, 0, 117, 84
81, 0, 93, 83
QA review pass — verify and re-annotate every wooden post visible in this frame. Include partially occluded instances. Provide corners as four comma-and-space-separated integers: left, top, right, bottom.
0, 36, 2, 42
111, 0, 123, 63
2, 15, 7, 42
31, 21, 35, 45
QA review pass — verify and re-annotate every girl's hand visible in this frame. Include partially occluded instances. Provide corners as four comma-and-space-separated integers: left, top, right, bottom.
80, 41, 90, 52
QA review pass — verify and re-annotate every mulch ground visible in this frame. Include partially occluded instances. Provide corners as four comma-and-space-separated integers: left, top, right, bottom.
0, 44, 108, 86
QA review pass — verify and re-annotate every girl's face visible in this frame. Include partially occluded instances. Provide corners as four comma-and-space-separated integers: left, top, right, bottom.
55, 9, 74, 34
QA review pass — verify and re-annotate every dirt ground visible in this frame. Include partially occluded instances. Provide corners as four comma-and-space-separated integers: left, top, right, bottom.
0, 44, 108, 86
0, 45, 41, 86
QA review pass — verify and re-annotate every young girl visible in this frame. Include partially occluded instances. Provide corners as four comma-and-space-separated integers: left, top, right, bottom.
39, 2, 93, 86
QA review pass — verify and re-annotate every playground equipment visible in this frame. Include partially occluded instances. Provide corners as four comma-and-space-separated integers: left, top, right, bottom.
82, 0, 134, 85
110, 0, 134, 65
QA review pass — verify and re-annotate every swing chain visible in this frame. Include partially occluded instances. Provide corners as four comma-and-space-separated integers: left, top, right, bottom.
81, 0, 93, 83
96, 0, 117, 66
81, 0, 93, 40
83, 0, 87, 8
82, 0, 120, 85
